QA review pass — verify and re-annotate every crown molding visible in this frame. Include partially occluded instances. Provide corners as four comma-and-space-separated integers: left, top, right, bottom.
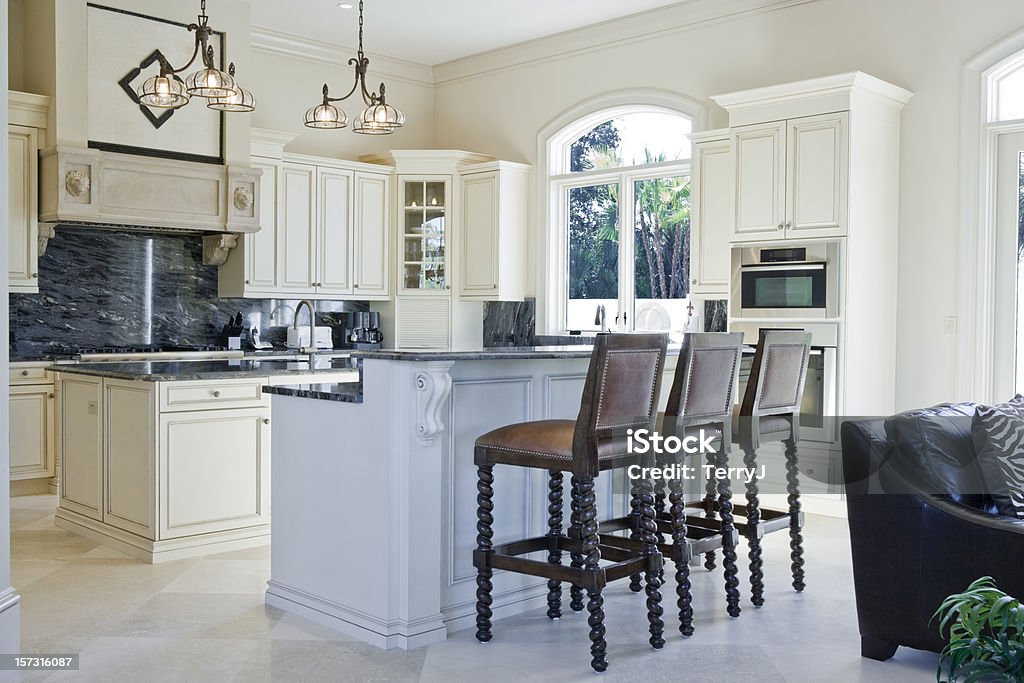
250, 26, 435, 87
432, 0, 821, 86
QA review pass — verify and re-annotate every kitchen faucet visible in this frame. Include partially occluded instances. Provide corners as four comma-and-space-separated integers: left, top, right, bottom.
293, 299, 317, 355
594, 304, 608, 333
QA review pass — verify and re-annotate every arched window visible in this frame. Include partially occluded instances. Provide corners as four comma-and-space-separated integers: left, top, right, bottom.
545, 106, 694, 335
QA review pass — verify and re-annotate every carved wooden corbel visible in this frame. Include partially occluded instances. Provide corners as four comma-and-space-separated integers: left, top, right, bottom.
202, 234, 239, 266
38, 222, 57, 256
414, 361, 455, 446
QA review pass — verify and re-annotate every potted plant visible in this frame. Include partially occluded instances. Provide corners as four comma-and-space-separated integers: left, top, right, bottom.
933, 576, 1024, 682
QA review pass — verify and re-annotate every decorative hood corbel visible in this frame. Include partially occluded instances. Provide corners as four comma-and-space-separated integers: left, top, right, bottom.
38, 146, 262, 265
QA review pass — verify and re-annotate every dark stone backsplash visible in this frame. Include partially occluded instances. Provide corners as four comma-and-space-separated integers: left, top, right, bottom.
704, 299, 728, 332
482, 299, 535, 347
10, 226, 367, 359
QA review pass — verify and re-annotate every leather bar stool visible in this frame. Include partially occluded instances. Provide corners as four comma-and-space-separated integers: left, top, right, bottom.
601, 332, 743, 637
473, 333, 669, 673
688, 329, 812, 617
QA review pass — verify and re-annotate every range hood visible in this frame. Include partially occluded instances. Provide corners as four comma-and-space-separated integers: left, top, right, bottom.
38, 146, 262, 266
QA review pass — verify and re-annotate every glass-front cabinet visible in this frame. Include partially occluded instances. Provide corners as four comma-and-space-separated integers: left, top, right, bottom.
400, 177, 450, 292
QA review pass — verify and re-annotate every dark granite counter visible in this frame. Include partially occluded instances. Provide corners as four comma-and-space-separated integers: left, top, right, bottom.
352, 345, 598, 362
49, 359, 359, 382
263, 383, 364, 404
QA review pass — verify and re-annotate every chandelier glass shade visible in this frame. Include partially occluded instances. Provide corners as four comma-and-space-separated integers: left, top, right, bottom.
137, 74, 190, 108
303, 0, 404, 135
136, 0, 254, 113
208, 64, 256, 112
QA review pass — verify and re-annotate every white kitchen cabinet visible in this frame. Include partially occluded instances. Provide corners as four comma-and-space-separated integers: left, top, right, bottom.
280, 161, 317, 294
354, 172, 391, 297
159, 407, 270, 539
459, 162, 529, 301
689, 132, 734, 294
316, 166, 354, 295
55, 374, 272, 562
58, 375, 103, 521
10, 383, 54, 482
730, 113, 848, 242
219, 144, 392, 301
8, 92, 49, 294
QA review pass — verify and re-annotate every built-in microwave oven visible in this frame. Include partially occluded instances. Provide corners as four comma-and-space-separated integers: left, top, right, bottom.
730, 242, 840, 319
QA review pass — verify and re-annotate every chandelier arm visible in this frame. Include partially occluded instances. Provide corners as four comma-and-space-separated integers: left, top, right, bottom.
325, 66, 363, 104
162, 32, 204, 76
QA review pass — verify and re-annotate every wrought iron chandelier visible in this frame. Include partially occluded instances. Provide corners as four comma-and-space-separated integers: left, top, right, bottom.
303, 0, 405, 134
136, 0, 255, 113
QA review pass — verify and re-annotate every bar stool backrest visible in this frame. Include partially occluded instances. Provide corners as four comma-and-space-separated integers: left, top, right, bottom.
739, 329, 812, 418
664, 332, 744, 431
572, 333, 668, 478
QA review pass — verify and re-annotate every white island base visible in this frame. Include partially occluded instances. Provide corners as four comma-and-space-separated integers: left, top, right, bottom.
266, 349, 678, 649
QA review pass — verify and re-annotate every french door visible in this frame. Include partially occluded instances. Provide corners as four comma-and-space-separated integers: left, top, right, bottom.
994, 131, 1024, 397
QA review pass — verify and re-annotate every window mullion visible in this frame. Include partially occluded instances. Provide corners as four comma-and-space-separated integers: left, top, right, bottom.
619, 172, 635, 331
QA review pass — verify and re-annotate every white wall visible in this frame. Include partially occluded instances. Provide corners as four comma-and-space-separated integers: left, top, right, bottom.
432, 0, 1024, 411
0, 0, 22, 670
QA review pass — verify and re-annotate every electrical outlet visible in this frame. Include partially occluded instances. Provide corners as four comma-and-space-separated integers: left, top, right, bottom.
944, 316, 958, 336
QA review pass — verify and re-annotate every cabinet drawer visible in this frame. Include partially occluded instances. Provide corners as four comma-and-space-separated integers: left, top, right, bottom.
10, 364, 51, 385
160, 379, 268, 412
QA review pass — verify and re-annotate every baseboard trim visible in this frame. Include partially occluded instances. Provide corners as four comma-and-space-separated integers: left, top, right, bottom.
54, 508, 270, 563
266, 581, 447, 650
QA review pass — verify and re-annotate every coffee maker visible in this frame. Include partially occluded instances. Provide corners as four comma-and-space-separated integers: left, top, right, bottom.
343, 311, 383, 349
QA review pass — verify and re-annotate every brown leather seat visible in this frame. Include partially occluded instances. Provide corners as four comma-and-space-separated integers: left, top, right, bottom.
476, 420, 632, 470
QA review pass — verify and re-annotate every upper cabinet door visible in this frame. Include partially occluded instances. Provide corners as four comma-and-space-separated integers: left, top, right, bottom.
8, 125, 38, 293
732, 122, 786, 242
245, 158, 280, 292
786, 112, 848, 238
353, 172, 390, 298
690, 137, 734, 293
460, 171, 499, 296
279, 163, 317, 294
316, 167, 353, 295
399, 176, 450, 294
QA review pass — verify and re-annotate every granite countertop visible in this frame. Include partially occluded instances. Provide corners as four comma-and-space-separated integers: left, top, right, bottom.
48, 359, 359, 382
263, 383, 364, 404
351, 345, 599, 362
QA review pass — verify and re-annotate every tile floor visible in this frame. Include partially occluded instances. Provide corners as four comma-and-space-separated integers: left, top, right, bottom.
10, 494, 936, 682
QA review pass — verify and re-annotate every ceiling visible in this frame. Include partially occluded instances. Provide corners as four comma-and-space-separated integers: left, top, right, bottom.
250, 0, 688, 65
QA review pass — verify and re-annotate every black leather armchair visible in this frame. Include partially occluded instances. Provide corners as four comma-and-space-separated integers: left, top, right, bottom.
842, 414, 1024, 661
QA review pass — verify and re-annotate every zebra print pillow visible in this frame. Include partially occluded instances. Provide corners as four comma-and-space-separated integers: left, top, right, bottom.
971, 394, 1024, 518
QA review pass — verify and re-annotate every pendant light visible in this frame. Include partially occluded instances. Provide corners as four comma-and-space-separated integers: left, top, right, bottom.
303, 0, 405, 134
137, 0, 254, 113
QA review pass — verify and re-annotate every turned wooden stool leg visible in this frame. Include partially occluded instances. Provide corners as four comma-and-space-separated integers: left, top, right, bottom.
475, 465, 495, 642
569, 476, 585, 612
668, 473, 693, 636
703, 450, 718, 571
717, 450, 741, 618
742, 445, 765, 607
546, 470, 564, 619
785, 438, 806, 591
628, 476, 644, 593
578, 478, 607, 672
637, 476, 665, 649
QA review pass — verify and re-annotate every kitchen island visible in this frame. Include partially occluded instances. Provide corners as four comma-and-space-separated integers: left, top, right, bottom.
50, 358, 359, 562
263, 346, 678, 649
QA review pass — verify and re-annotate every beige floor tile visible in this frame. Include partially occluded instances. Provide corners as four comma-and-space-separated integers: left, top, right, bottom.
46, 636, 261, 683
267, 613, 360, 642
233, 639, 426, 683
202, 545, 271, 562
160, 560, 269, 595
15, 515, 59, 532
11, 530, 97, 561
107, 593, 283, 640
12, 559, 67, 590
